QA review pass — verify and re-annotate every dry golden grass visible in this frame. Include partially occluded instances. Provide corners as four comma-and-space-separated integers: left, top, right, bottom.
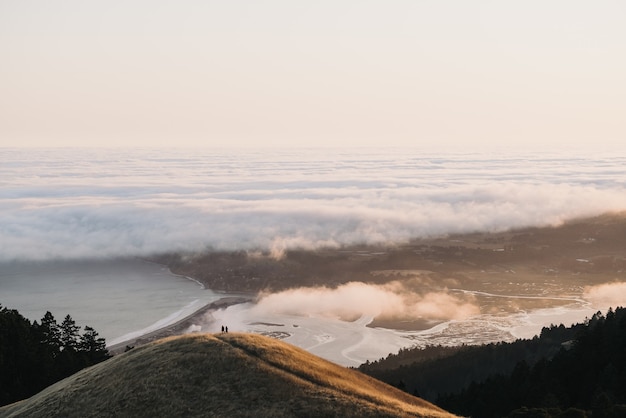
0, 333, 457, 418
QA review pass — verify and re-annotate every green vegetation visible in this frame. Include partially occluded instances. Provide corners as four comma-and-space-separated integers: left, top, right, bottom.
0, 333, 457, 418
360, 307, 626, 418
0, 305, 110, 407
360, 322, 583, 401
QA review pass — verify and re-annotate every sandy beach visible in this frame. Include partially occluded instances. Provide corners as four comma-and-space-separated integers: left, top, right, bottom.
107, 295, 253, 354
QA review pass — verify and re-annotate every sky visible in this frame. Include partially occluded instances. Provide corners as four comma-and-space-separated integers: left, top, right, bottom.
1, 1, 625, 150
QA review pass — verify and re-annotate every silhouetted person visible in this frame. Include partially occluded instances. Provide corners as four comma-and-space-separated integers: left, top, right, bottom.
221, 325, 224, 333
225, 326, 228, 333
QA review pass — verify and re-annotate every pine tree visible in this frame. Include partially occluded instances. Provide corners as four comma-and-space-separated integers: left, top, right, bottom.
39, 311, 61, 356
1, 306, 111, 407
80, 326, 110, 363
0, 306, 40, 404
59, 315, 80, 351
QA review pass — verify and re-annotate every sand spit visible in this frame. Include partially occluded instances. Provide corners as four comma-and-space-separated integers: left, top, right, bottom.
107, 296, 253, 354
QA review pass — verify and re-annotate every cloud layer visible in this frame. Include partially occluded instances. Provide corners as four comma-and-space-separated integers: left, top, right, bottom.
583, 282, 626, 310
2, 148, 626, 261
252, 281, 480, 322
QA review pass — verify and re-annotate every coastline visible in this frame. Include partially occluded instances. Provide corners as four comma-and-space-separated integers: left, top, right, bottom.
98, 213, 626, 361
107, 295, 254, 355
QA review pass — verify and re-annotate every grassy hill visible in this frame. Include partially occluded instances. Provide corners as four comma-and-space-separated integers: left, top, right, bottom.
0, 333, 457, 418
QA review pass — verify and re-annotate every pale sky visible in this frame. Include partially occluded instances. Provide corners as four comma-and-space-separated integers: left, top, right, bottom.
1, 1, 625, 150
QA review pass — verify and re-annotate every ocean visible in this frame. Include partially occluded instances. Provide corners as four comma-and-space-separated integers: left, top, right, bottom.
0, 258, 221, 346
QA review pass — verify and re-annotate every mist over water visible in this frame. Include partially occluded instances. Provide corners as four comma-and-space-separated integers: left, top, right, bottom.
2, 147, 625, 261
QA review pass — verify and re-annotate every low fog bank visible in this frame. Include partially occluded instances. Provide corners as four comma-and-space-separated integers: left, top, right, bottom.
2, 148, 626, 261
3, 186, 623, 262
252, 281, 479, 323
200, 280, 626, 366
249, 281, 626, 327
583, 282, 626, 310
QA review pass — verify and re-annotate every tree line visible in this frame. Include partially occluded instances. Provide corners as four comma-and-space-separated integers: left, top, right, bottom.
360, 307, 626, 417
0, 304, 110, 406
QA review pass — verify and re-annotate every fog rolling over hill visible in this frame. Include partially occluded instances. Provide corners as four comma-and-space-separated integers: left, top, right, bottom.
0, 333, 456, 418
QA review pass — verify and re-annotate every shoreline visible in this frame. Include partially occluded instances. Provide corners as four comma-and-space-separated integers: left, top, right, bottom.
107, 295, 254, 355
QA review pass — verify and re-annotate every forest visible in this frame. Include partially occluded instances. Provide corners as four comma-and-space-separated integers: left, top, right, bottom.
0, 304, 110, 406
360, 307, 626, 417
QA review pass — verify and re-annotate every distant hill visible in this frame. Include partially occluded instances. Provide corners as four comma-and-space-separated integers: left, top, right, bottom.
359, 321, 584, 401
0, 333, 457, 418
154, 211, 626, 293
361, 307, 626, 418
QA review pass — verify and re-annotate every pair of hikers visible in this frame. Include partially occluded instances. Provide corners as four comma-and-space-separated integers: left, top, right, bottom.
221, 325, 228, 333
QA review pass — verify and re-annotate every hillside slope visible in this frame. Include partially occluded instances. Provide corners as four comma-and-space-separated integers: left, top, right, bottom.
157, 211, 626, 293
0, 333, 456, 418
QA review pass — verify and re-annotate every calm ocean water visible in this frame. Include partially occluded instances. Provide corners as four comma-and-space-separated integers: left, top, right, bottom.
0, 258, 220, 345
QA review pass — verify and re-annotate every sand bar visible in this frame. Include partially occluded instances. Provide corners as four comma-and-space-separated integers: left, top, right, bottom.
107, 295, 253, 354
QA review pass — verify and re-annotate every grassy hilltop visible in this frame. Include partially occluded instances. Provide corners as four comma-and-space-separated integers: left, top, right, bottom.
0, 333, 456, 418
